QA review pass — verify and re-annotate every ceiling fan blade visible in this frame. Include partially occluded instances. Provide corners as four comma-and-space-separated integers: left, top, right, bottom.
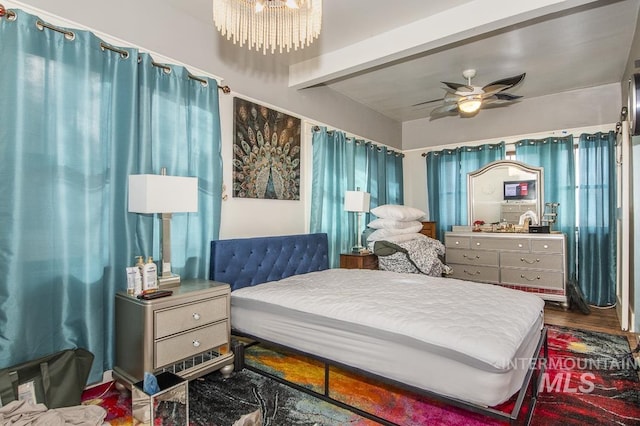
430, 103, 458, 118
495, 92, 523, 101
443, 92, 462, 103
481, 84, 510, 97
442, 81, 473, 92
482, 93, 524, 107
412, 98, 442, 107
483, 73, 526, 91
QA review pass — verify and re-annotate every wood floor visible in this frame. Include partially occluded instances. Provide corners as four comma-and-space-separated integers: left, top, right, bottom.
544, 301, 638, 350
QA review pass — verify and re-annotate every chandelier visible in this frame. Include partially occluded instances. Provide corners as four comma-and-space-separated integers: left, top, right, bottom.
213, 0, 322, 54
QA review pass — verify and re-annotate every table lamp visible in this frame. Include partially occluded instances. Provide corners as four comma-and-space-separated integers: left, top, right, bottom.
344, 189, 370, 253
128, 168, 198, 287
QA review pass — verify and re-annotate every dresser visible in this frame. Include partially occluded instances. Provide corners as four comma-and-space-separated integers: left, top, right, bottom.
444, 231, 567, 305
113, 279, 235, 388
340, 253, 378, 270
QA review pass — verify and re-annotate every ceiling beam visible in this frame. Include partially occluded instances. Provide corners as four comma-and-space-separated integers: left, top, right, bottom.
288, 0, 601, 89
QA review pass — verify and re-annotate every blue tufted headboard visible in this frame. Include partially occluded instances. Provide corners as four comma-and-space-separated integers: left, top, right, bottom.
209, 233, 329, 291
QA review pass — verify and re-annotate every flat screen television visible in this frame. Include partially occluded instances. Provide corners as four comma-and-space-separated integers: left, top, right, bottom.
503, 180, 536, 201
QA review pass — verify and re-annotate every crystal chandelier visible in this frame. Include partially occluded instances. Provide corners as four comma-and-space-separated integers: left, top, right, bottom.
213, 0, 322, 54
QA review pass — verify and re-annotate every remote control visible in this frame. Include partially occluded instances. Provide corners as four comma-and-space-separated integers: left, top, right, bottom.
137, 290, 173, 300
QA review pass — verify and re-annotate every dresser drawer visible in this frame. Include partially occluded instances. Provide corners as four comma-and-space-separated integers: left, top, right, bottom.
471, 237, 529, 251
531, 239, 563, 254
448, 264, 499, 283
500, 252, 564, 271
447, 249, 498, 266
445, 235, 471, 249
500, 269, 564, 290
155, 296, 228, 339
155, 321, 228, 369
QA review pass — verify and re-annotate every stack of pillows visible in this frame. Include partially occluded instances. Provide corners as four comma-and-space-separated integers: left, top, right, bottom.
365, 204, 449, 276
366, 204, 427, 244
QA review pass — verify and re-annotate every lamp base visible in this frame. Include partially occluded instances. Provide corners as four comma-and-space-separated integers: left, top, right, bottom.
158, 274, 181, 289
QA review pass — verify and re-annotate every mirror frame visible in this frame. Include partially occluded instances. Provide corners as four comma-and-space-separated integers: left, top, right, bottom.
467, 160, 544, 226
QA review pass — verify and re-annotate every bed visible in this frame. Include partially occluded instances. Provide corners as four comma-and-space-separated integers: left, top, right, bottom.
209, 233, 547, 425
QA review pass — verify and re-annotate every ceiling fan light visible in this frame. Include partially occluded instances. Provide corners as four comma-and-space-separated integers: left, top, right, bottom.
458, 96, 482, 114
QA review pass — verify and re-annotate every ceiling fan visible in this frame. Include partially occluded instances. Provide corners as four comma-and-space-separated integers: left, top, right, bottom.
418, 69, 526, 119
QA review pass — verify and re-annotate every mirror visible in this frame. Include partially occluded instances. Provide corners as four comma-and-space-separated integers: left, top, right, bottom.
467, 160, 544, 226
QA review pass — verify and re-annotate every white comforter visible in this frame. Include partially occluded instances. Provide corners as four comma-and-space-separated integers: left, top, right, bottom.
232, 268, 544, 371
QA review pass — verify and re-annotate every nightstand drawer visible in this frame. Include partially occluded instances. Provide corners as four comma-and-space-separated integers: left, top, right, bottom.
340, 253, 378, 269
155, 296, 227, 339
155, 321, 228, 369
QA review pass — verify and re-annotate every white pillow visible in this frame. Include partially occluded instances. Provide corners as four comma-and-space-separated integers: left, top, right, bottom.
368, 219, 422, 230
370, 204, 426, 221
366, 223, 423, 241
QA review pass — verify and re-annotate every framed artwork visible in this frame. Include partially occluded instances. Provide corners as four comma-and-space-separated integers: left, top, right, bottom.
232, 97, 301, 200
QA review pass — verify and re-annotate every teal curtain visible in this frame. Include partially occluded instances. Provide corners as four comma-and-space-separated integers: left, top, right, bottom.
577, 132, 616, 306
426, 143, 505, 239
515, 136, 576, 281
0, 10, 222, 383
310, 128, 403, 267
363, 142, 404, 224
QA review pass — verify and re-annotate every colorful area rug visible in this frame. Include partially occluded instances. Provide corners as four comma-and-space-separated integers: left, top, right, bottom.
81, 325, 639, 425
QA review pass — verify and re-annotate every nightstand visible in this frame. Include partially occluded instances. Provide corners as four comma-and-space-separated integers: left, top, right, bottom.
113, 279, 234, 389
340, 253, 378, 270
420, 221, 437, 239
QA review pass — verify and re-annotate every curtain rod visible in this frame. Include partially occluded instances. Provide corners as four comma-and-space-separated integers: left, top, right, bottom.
0, 5, 231, 94
312, 125, 403, 157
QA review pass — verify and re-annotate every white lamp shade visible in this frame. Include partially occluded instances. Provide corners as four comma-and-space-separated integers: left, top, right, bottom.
344, 191, 370, 213
128, 174, 198, 213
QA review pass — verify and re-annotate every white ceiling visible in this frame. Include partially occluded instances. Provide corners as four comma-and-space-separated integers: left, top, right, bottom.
182, 0, 640, 123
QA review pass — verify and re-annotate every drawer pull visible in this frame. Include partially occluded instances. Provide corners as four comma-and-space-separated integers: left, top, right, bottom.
193, 340, 201, 348
520, 274, 541, 281
543, 244, 549, 249
463, 269, 481, 276
455, 241, 460, 245
518, 243, 523, 248
520, 258, 540, 264
192, 313, 201, 321
475, 242, 481, 246
463, 254, 480, 260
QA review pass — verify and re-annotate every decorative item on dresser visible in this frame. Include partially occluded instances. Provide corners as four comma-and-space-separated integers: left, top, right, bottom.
419, 221, 437, 239
113, 279, 235, 390
445, 231, 568, 307
339, 252, 378, 270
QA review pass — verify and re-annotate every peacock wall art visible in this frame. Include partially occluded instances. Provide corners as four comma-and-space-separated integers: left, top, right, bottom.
232, 97, 301, 200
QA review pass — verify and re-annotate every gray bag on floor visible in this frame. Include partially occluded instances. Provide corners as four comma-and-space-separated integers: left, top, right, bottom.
0, 348, 94, 408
